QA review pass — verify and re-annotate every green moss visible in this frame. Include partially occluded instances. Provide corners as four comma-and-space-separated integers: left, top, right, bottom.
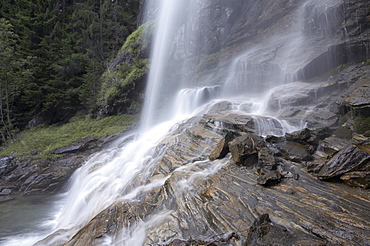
119, 21, 154, 58
99, 58, 148, 106
354, 117, 370, 134
0, 114, 138, 159
338, 114, 351, 125
123, 61, 147, 84
334, 126, 353, 139
98, 22, 152, 108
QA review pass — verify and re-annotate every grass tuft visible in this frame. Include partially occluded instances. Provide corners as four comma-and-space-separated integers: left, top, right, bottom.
0, 114, 138, 159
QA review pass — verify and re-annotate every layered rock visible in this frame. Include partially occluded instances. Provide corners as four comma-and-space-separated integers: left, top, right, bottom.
318, 144, 370, 181
60, 143, 370, 245
42, 100, 370, 245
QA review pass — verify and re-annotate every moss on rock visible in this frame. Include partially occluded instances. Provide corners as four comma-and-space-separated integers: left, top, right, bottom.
97, 22, 154, 116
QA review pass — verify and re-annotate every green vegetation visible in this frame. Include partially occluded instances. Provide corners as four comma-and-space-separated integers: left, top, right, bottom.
0, 0, 141, 143
334, 126, 353, 139
354, 116, 370, 134
98, 22, 153, 107
0, 114, 138, 159
118, 21, 154, 58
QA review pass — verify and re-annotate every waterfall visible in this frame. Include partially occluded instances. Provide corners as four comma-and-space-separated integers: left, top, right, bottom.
2, 0, 346, 245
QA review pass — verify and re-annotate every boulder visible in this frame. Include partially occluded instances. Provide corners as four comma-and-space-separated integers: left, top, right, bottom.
154, 123, 225, 173
209, 132, 234, 160
318, 144, 370, 180
304, 109, 338, 129
318, 136, 351, 156
0, 156, 16, 176
256, 147, 276, 172
54, 137, 98, 154
228, 134, 263, 166
276, 141, 313, 163
245, 214, 293, 246
257, 170, 281, 186
285, 128, 311, 142
204, 113, 256, 134
268, 82, 338, 111
340, 73, 370, 113
0, 188, 12, 195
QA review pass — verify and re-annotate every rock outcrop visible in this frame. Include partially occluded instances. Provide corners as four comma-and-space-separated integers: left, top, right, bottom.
35, 64, 370, 244
318, 144, 370, 180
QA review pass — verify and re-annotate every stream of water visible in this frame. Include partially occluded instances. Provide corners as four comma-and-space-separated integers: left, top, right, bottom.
1, 0, 343, 245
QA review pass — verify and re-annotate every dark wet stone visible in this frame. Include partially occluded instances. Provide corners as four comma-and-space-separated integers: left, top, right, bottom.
257, 170, 282, 186
209, 132, 234, 161
285, 128, 311, 141
276, 141, 313, 163
164, 232, 240, 246
228, 134, 263, 166
0, 196, 14, 203
245, 214, 293, 245
318, 136, 351, 156
341, 80, 370, 110
0, 156, 16, 176
307, 127, 334, 146
264, 135, 284, 143
54, 145, 83, 154
305, 109, 338, 129
318, 144, 370, 180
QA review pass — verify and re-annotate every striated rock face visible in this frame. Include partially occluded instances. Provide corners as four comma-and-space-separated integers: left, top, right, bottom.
4, 63, 368, 245
63, 152, 370, 245
53, 98, 370, 245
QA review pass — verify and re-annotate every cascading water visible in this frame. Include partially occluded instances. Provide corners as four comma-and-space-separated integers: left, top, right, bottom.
2, 0, 348, 245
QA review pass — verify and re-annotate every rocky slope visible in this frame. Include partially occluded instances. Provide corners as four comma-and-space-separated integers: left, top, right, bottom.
35, 63, 370, 245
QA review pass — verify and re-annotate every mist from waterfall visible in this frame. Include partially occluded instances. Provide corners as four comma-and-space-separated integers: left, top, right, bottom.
1, 0, 345, 245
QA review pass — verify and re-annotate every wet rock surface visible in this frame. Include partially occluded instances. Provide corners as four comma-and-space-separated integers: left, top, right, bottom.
60, 150, 370, 245
318, 144, 370, 180
2, 63, 367, 245
54, 84, 370, 245
0, 133, 128, 196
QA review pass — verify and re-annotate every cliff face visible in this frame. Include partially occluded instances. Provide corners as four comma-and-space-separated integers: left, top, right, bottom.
102, 0, 368, 116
